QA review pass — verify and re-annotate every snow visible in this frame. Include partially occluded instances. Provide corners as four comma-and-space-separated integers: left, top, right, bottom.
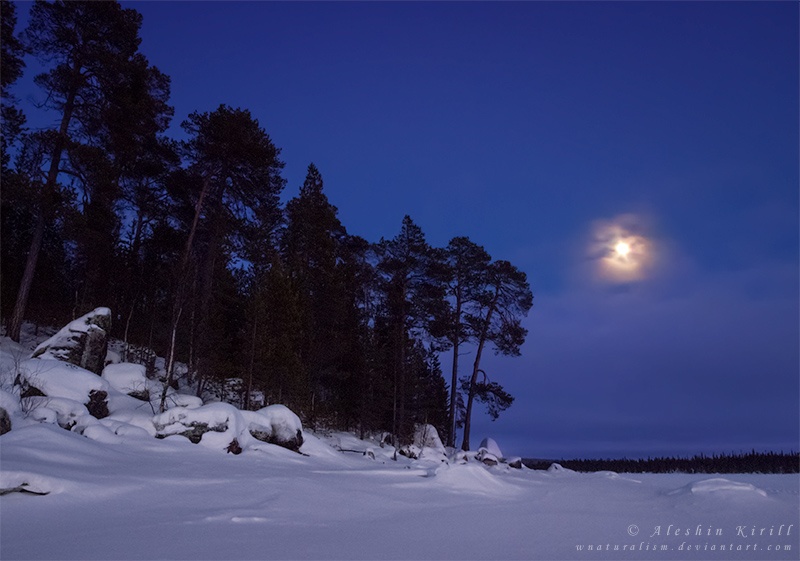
1, 423, 797, 560
671, 477, 770, 498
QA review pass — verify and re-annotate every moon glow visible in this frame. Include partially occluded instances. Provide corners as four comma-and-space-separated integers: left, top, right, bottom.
590, 214, 654, 283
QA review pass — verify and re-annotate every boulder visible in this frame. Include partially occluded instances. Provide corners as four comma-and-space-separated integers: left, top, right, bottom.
31, 308, 111, 374
85, 390, 109, 419
153, 403, 236, 445
476, 447, 499, 466
247, 404, 304, 452
398, 444, 421, 460
507, 457, 523, 469
478, 437, 503, 460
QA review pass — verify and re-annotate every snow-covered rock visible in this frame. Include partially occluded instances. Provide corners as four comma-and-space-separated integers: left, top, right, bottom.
398, 443, 422, 459
31, 308, 111, 374
413, 424, 446, 454
153, 402, 245, 450
22, 396, 94, 431
17, 359, 111, 405
247, 404, 304, 451
0, 407, 10, 435
478, 437, 503, 460
102, 363, 149, 399
476, 447, 499, 466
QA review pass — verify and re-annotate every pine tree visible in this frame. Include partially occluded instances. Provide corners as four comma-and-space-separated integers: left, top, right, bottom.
160, 104, 285, 411
280, 163, 359, 425
7, 0, 162, 340
440, 236, 492, 447
461, 260, 533, 451
1, 0, 27, 171
376, 216, 447, 444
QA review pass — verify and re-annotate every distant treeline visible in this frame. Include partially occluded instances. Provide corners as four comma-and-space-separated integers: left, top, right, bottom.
523, 450, 800, 474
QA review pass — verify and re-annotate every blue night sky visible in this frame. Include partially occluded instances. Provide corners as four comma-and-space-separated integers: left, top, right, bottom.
13, 1, 799, 459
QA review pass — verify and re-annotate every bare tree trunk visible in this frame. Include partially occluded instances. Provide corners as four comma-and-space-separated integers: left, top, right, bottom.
245, 314, 257, 410
7, 217, 45, 341
448, 288, 462, 447
162, 175, 211, 404
159, 304, 182, 413
7, 83, 77, 341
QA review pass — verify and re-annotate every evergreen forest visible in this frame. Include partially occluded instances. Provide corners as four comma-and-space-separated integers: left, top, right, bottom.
0, 0, 533, 451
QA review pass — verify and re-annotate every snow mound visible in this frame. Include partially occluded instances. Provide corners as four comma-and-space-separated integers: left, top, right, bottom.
22, 396, 93, 430
547, 462, 578, 475
102, 363, 148, 395
670, 478, 768, 498
432, 463, 519, 497
0, 388, 20, 414
0, 470, 62, 495
163, 393, 203, 409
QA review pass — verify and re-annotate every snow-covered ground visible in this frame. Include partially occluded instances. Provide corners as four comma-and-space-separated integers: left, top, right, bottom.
1, 424, 797, 560
1, 318, 797, 560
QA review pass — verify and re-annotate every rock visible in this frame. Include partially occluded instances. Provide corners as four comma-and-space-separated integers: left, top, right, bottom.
507, 457, 523, 469
398, 444, 421, 459
0, 407, 10, 435
226, 438, 243, 455
31, 308, 111, 375
152, 403, 236, 446
20, 384, 46, 399
85, 390, 109, 419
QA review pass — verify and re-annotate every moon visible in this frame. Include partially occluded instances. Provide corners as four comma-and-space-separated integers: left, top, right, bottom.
614, 241, 631, 257
589, 214, 655, 283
